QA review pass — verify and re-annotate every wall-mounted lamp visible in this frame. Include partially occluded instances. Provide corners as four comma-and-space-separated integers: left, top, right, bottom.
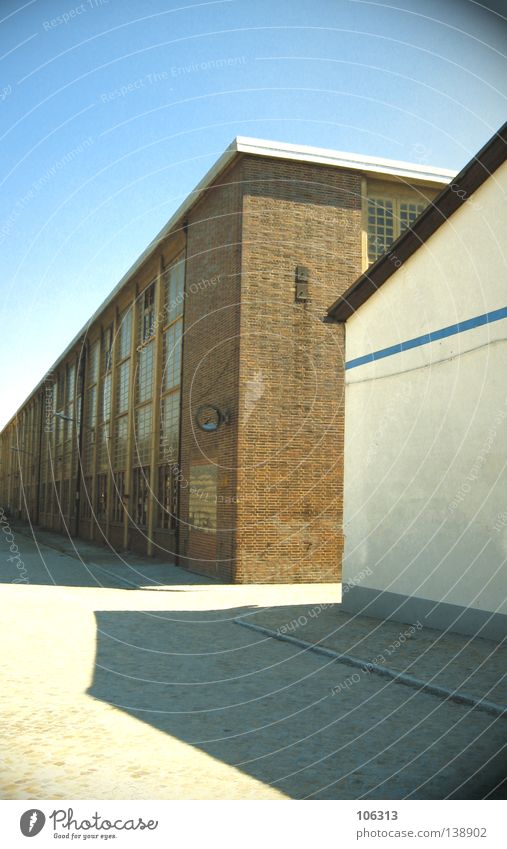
295, 265, 309, 301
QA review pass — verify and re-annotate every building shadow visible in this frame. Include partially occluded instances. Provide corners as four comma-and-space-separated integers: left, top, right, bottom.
87, 608, 507, 800
0, 525, 223, 589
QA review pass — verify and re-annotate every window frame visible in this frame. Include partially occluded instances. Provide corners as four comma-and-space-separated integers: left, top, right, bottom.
364, 181, 437, 267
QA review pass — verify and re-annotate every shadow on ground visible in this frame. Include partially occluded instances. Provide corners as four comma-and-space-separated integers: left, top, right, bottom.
3, 526, 506, 799
3, 525, 221, 589
87, 608, 507, 800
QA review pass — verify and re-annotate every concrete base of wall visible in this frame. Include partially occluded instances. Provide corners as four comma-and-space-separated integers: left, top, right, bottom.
342, 585, 507, 642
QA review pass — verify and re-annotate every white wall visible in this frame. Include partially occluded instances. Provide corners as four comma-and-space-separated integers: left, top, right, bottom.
343, 160, 507, 635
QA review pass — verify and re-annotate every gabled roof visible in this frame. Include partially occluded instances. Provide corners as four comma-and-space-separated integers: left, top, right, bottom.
2, 136, 453, 430
71, 138, 454, 353
327, 122, 507, 321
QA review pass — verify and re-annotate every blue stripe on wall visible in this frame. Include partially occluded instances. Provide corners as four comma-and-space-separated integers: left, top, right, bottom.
346, 306, 507, 371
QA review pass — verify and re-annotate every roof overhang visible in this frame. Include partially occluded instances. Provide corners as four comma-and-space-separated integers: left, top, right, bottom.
328, 121, 507, 322
233, 136, 455, 185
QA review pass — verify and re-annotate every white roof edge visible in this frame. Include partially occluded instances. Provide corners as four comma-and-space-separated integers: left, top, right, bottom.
82, 142, 238, 333
2, 143, 239, 427
234, 136, 456, 183
3, 136, 455, 430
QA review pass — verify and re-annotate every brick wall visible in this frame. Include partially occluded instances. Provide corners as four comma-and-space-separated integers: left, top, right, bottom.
6, 148, 424, 582
178, 160, 244, 580
234, 156, 363, 582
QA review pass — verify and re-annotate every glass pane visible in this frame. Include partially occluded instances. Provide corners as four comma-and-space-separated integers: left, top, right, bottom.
367, 197, 395, 263
138, 283, 156, 342
399, 200, 426, 234
88, 342, 99, 385
132, 466, 150, 526
136, 341, 153, 403
162, 322, 182, 391
97, 424, 111, 471
118, 308, 132, 360
114, 415, 128, 469
116, 360, 130, 414
66, 364, 75, 402
160, 391, 180, 462
134, 406, 152, 465
102, 373, 112, 422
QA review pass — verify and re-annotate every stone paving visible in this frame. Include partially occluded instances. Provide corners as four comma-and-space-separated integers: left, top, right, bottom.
237, 604, 507, 707
1, 527, 506, 800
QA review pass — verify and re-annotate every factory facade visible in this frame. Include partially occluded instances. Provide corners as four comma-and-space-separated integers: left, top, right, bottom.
0, 137, 451, 582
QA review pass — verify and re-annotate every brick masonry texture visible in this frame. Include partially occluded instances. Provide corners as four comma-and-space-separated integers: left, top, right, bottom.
178, 160, 243, 580
235, 157, 362, 582
176, 156, 362, 582
1, 149, 429, 584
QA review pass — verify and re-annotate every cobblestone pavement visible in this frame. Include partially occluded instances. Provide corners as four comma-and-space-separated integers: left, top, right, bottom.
238, 605, 507, 707
1, 527, 506, 800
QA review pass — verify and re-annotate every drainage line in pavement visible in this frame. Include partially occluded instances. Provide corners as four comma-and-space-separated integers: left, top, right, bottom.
235, 619, 507, 719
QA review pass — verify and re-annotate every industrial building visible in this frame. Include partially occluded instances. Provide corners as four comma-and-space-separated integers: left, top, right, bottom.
329, 123, 507, 638
0, 137, 452, 582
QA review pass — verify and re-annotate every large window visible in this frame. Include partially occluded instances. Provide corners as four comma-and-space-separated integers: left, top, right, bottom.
136, 342, 153, 403
84, 342, 99, 473
157, 253, 184, 531
118, 308, 132, 360
98, 371, 112, 472
54, 385, 64, 478
57, 372, 65, 415
113, 307, 132, 508
116, 361, 130, 413
88, 341, 99, 385
134, 406, 152, 466
84, 384, 96, 472
96, 473, 107, 520
158, 465, 178, 530
132, 466, 150, 526
399, 200, 427, 234
162, 324, 182, 391
66, 364, 75, 405
139, 283, 156, 343
81, 477, 92, 519
62, 368, 75, 481
61, 480, 70, 516
134, 290, 154, 473
367, 195, 427, 264
102, 373, 112, 420
103, 325, 113, 373
46, 479, 54, 516
111, 470, 125, 524
52, 480, 61, 516
160, 391, 180, 463
114, 416, 128, 468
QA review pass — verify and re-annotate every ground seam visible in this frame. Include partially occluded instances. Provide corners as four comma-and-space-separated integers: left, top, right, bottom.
235, 619, 507, 718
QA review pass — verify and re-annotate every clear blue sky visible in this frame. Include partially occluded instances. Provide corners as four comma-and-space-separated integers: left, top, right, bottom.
1, 0, 506, 428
